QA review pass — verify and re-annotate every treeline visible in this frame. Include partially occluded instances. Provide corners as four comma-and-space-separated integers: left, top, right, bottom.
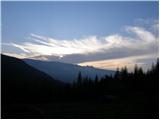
62, 59, 158, 119
66, 59, 159, 102
74, 59, 158, 86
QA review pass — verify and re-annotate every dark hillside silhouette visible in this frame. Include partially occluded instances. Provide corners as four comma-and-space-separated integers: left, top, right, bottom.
1, 54, 66, 118
2, 54, 159, 119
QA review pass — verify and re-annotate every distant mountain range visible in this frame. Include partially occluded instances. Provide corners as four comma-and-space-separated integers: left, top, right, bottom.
24, 59, 115, 83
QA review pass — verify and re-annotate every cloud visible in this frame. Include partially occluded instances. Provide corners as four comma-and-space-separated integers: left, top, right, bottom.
5, 25, 158, 56
152, 20, 159, 32
134, 18, 159, 37
10, 43, 31, 53
78, 54, 158, 72
2, 52, 33, 59
9, 34, 106, 56
2, 20, 158, 70
30, 34, 105, 55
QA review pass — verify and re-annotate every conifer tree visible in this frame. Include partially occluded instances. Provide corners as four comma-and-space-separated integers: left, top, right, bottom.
77, 71, 82, 85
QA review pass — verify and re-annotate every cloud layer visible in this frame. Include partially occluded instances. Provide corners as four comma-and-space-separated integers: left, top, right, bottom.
79, 54, 158, 72
5, 26, 158, 56
2, 21, 159, 70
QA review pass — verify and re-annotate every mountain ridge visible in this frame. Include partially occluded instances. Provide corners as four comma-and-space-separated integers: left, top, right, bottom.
24, 58, 115, 83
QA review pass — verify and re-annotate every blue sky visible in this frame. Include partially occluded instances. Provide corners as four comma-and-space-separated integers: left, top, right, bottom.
2, 2, 158, 40
2, 1, 159, 71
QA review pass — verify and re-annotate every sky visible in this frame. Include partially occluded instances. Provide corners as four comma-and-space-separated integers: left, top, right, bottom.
1, 1, 159, 71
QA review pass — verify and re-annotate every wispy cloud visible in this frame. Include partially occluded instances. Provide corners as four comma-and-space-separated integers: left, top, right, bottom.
78, 54, 158, 72
2, 52, 34, 59
29, 34, 107, 55
2, 20, 159, 70
4, 24, 158, 56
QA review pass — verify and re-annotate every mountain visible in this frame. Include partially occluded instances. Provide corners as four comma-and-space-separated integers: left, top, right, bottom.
24, 59, 115, 83
1, 54, 65, 104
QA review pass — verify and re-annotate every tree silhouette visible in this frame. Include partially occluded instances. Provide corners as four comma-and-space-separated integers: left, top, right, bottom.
115, 67, 120, 80
77, 71, 82, 85
95, 75, 98, 83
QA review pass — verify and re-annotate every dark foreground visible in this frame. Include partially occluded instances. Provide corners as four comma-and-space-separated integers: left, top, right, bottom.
2, 90, 158, 119
1, 55, 159, 119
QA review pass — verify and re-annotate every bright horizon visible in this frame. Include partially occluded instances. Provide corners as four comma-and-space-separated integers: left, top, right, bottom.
2, 1, 159, 71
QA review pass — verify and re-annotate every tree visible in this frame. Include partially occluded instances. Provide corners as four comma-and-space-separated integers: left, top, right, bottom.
77, 71, 82, 85
120, 66, 128, 80
83, 76, 89, 85
95, 75, 98, 83
134, 64, 138, 74
134, 64, 139, 80
138, 67, 144, 75
156, 58, 159, 70
115, 67, 120, 80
